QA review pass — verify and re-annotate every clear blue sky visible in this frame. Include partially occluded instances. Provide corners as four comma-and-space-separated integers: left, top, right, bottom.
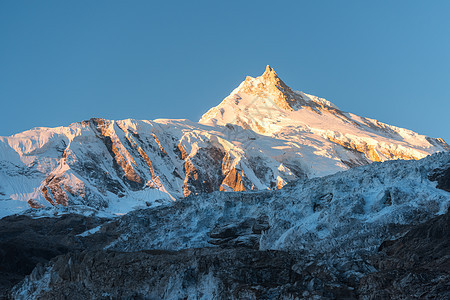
1, 1, 449, 142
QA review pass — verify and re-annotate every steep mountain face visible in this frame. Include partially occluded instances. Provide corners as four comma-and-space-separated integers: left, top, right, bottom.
8, 152, 450, 299
0, 66, 448, 217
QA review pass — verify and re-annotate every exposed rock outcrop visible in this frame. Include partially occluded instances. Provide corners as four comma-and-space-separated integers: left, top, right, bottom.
358, 208, 450, 299
11, 248, 358, 300
429, 165, 450, 192
0, 213, 109, 296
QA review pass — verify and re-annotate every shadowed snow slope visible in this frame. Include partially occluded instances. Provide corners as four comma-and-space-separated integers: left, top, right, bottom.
0, 66, 448, 217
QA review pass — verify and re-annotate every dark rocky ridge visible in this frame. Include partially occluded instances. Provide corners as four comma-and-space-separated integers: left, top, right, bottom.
428, 165, 450, 192
8, 209, 450, 299
11, 248, 357, 299
0, 213, 111, 296
6, 211, 450, 299
359, 207, 450, 299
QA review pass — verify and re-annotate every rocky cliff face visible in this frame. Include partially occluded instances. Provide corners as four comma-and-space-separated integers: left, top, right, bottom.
0, 210, 110, 296
12, 248, 358, 299
10, 210, 450, 299
0, 66, 448, 217
6, 152, 450, 299
359, 205, 450, 299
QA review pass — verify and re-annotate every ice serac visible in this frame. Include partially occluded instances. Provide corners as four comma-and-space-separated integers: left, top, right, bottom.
0, 66, 448, 217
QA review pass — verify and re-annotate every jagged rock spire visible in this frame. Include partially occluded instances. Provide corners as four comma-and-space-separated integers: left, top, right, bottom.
262, 65, 277, 77
239, 65, 301, 111
260, 65, 292, 93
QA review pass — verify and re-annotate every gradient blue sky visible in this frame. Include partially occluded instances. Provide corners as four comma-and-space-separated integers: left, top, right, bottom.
1, 1, 449, 142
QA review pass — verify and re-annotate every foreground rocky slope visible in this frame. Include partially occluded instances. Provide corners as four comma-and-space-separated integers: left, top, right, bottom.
0, 66, 448, 217
13, 248, 356, 299
7, 152, 450, 299
359, 206, 450, 299
10, 209, 450, 299
0, 210, 110, 296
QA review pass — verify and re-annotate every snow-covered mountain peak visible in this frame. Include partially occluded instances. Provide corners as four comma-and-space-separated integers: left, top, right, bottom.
200, 66, 448, 162
0, 67, 448, 218
199, 66, 345, 130
256, 65, 286, 90
240, 65, 281, 87
262, 64, 277, 77
235, 65, 304, 111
